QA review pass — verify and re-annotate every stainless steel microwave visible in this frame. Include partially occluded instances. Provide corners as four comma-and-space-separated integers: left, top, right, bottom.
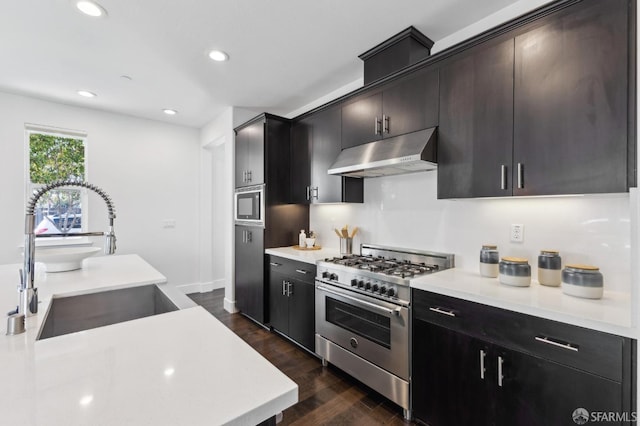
234, 184, 265, 227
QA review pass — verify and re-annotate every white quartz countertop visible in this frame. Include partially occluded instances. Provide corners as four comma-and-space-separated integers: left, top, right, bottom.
0, 254, 297, 425
265, 246, 340, 264
411, 268, 636, 338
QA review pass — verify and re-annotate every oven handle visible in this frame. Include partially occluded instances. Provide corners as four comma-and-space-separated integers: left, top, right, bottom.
316, 284, 402, 317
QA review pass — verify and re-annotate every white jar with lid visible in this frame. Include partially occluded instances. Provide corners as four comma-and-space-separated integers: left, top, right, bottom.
499, 257, 531, 287
479, 245, 499, 278
562, 264, 603, 299
538, 250, 562, 287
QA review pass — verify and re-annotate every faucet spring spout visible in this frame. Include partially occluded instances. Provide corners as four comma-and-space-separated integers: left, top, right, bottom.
14, 180, 118, 325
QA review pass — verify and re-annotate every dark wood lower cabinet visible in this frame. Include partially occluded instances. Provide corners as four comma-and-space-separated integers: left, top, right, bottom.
234, 226, 265, 323
413, 321, 492, 425
268, 270, 289, 334
267, 255, 316, 352
412, 290, 634, 426
497, 345, 622, 426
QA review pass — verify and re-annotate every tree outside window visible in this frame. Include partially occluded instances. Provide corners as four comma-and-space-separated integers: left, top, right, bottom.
28, 132, 86, 234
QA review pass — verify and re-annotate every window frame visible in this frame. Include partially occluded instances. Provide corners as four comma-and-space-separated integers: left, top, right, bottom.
24, 124, 90, 246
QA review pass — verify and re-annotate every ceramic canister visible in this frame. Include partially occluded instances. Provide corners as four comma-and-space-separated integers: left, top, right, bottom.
480, 245, 499, 278
499, 257, 531, 287
562, 264, 603, 299
538, 250, 562, 287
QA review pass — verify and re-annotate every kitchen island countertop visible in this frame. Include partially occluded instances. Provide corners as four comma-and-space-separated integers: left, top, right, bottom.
411, 268, 636, 338
0, 254, 297, 425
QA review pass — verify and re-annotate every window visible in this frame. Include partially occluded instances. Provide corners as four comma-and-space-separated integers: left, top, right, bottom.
26, 127, 87, 235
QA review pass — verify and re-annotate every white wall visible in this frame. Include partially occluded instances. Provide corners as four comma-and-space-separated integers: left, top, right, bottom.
0, 91, 200, 286
198, 106, 259, 312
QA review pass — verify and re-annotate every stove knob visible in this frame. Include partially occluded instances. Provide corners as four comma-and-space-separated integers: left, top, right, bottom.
329, 273, 338, 281
365, 282, 372, 290
350, 279, 358, 287
322, 271, 329, 279
380, 286, 387, 295
387, 288, 396, 297
357, 280, 364, 288
372, 284, 379, 292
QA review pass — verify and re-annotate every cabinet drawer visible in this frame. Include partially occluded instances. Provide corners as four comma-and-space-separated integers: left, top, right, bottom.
267, 255, 316, 284
412, 289, 626, 382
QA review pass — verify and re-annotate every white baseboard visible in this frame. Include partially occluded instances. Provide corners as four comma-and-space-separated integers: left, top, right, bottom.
177, 279, 225, 294
224, 297, 238, 313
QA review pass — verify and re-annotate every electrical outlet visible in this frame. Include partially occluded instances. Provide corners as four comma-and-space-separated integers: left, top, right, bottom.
162, 219, 176, 229
511, 224, 524, 243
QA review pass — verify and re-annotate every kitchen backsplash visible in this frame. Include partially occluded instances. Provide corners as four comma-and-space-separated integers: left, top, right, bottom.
310, 172, 631, 293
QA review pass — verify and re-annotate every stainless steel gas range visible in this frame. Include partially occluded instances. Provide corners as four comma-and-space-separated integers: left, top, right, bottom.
315, 244, 454, 420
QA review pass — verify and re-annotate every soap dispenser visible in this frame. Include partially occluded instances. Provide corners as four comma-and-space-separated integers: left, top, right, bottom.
299, 230, 306, 248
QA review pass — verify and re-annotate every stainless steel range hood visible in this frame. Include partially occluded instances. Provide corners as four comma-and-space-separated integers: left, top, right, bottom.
328, 127, 437, 178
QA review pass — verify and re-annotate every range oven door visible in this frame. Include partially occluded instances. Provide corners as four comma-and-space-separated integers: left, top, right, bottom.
315, 281, 409, 380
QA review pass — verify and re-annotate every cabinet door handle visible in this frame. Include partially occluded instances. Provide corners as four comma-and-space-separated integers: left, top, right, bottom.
535, 336, 579, 352
247, 231, 252, 243
306, 186, 311, 201
497, 356, 504, 387
429, 306, 456, 317
282, 280, 287, 296
270, 262, 281, 267
247, 170, 252, 182
480, 349, 486, 380
311, 187, 319, 200
501, 165, 507, 190
374, 117, 382, 135
295, 269, 308, 275
287, 281, 293, 297
383, 115, 389, 133
517, 163, 524, 189
241, 230, 246, 243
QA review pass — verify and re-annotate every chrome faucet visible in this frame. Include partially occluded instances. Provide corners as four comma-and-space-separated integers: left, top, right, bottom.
16, 180, 116, 324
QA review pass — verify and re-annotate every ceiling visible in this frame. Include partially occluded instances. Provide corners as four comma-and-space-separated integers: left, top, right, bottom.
0, 0, 524, 128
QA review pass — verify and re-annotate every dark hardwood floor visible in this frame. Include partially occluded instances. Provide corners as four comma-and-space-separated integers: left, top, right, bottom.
188, 289, 415, 426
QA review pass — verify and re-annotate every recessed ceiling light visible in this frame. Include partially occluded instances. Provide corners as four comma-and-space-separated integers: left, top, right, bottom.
75, 1, 107, 17
208, 50, 229, 62
77, 90, 97, 98
163, 109, 178, 116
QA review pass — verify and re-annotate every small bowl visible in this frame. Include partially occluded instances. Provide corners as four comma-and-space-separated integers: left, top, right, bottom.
34, 246, 101, 272
305, 238, 316, 248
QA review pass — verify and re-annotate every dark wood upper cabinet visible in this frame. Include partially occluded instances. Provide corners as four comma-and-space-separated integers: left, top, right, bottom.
341, 92, 383, 149
291, 106, 363, 203
438, 0, 634, 198
341, 67, 439, 149
513, 0, 630, 196
381, 67, 439, 138
290, 117, 312, 204
235, 119, 264, 187
438, 39, 514, 199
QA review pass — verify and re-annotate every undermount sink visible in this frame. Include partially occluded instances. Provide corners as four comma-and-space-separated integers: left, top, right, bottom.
37, 284, 179, 340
